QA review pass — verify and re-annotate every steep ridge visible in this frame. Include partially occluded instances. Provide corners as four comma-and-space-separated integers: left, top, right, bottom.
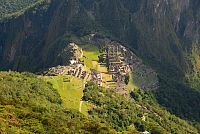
0, 0, 199, 78
0, 0, 59, 71
0, 0, 98, 72
0, 0, 200, 130
80, 0, 200, 79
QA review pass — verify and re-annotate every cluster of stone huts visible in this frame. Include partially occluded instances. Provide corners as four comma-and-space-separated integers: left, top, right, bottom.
46, 64, 90, 81
101, 42, 131, 85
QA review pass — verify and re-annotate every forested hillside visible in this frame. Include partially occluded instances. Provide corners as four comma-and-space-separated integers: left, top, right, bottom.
0, 72, 115, 133
83, 82, 198, 133
0, 72, 198, 133
0, 0, 46, 20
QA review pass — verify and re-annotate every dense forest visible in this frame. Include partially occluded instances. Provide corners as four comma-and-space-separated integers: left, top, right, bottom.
0, 0, 45, 20
83, 82, 198, 133
0, 72, 198, 133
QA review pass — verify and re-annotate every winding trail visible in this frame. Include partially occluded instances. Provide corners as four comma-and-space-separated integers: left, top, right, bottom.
79, 80, 86, 112
79, 101, 83, 112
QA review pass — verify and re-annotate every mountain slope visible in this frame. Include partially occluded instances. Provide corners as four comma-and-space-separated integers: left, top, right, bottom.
0, 0, 200, 133
0, 72, 116, 133
0, 71, 198, 133
83, 82, 198, 133
0, 0, 199, 76
0, 0, 46, 21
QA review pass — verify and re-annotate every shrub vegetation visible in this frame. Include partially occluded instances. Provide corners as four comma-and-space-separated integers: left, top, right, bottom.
0, 72, 115, 133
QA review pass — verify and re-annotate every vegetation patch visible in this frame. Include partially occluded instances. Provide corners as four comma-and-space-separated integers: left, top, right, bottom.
0, 72, 115, 133
0, 0, 49, 21
83, 82, 198, 133
127, 73, 139, 91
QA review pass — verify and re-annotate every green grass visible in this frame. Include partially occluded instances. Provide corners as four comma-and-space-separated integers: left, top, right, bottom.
79, 44, 115, 89
43, 75, 84, 111
127, 73, 139, 91
80, 44, 100, 70
0, 72, 115, 133
81, 101, 94, 116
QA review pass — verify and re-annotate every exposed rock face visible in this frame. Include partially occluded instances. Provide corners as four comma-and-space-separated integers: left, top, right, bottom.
0, 1, 60, 71
0, 0, 199, 80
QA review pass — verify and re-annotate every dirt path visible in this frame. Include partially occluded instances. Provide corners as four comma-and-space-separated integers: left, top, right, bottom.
79, 80, 86, 112
79, 101, 83, 112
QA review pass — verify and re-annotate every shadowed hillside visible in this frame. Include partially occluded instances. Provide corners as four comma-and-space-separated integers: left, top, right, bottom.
0, 0, 199, 78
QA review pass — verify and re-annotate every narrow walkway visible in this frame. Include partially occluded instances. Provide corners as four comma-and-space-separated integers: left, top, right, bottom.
79, 101, 83, 112
79, 80, 86, 112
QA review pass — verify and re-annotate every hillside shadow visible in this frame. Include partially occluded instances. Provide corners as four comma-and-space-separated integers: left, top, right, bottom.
154, 76, 200, 122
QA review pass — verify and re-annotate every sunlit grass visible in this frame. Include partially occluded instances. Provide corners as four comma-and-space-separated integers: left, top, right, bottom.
43, 75, 84, 111
80, 44, 100, 69
127, 73, 139, 91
